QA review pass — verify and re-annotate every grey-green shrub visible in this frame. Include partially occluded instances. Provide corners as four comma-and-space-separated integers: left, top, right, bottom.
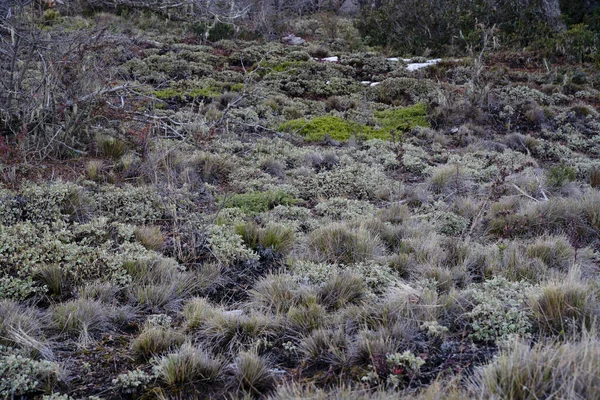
0, 346, 59, 398
466, 278, 536, 342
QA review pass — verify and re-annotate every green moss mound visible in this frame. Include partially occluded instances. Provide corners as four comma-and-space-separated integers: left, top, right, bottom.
279, 116, 382, 142
154, 84, 241, 101
279, 104, 429, 142
374, 103, 430, 132
223, 191, 300, 214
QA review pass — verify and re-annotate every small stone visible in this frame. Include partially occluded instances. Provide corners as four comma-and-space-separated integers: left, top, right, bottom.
282, 34, 305, 46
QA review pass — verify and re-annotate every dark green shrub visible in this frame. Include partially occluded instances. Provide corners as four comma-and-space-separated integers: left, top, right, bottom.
556, 23, 599, 63
357, 0, 562, 55
193, 21, 235, 42
546, 165, 576, 188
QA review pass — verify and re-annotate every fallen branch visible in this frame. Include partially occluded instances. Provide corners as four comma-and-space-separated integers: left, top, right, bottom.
512, 183, 539, 202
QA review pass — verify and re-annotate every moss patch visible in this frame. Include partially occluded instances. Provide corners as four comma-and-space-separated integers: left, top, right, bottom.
279, 116, 382, 142
189, 86, 222, 98
374, 103, 430, 132
279, 104, 429, 142
257, 60, 307, 76
222, 190, 300, 215
153, 88, 185, 100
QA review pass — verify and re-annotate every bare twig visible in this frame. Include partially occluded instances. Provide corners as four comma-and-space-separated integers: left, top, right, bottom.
512, 183, 539, 202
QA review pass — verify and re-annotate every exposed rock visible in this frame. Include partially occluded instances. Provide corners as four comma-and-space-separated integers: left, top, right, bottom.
282, 34, 305, 46
339, 0, 360, 15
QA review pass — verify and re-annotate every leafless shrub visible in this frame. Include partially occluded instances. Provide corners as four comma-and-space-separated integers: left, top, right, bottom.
1, 3, 128, 159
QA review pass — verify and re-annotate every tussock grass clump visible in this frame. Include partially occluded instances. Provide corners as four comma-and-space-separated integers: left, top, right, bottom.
155, 343, 223, 388
132, 326, 186, 361
249, 274, 310, 314
96, 135, 126, 159
85, 160, 104, 182
377, 203, 410, 225
191, 152, 234, 184
34, 264, 69, 298
349, 328, 405, 369
286, 303, 328, 335
129, 282, 194, 312
0, 301, 50, 357
427, 164, 473, 196
193, 263, 223, 294
487, 191, 600, 244
124, 258, 197, 311
487, 242, 548, 282
525, 235, 574, 270
230, 350, 277, 397
78, 281, 121, 304
236, 222, 296, 255
51, 298, 110, 340
469, 337, 600, 399
363, 218, 404, 252
134, 225, 166, 251
198, 311, 279, 352
317, 272, 367, 310
260, 157, 286, 178
183, 297, 222, 331
530, 275, 597, 337
308, 223, 383, 264
299, 328, 350, 371
378, 284, 438, 327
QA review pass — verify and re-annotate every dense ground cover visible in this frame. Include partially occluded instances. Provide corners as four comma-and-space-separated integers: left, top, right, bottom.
2, 4, 600, 399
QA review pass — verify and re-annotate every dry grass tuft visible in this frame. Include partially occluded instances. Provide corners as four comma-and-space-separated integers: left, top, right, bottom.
134, 225, 166, 251
230, 350, 277, 396
155, 343, 223, 388
469, 335, 600, 399
530, 273, 597, 337
308, 223, 384, 264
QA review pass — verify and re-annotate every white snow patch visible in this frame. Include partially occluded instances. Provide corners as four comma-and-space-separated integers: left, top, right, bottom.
405, 58, 442, 71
